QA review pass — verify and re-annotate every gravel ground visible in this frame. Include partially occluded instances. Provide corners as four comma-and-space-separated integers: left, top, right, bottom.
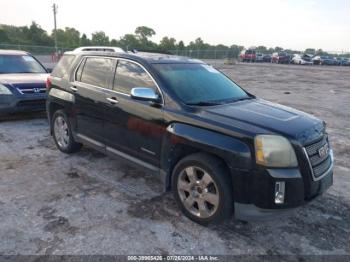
0, 63, 349, 256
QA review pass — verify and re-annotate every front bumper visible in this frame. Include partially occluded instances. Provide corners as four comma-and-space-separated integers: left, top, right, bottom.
234, 203, 297, 221
233, 152, 334, 221
0, 93, 47, 114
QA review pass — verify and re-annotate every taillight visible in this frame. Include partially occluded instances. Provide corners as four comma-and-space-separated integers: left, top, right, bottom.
46, 76, 52, 90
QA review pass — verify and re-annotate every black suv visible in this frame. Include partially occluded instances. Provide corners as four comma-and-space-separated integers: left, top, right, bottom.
46, 50, 333, 225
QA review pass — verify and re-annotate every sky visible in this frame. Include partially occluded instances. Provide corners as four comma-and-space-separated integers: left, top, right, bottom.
0, 0, 350, 51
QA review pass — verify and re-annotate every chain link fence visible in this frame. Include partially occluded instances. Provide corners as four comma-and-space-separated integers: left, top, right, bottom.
170, 49, 240, 59
0, 43, 72, 55
1, 43, 349, 67
1, 43, 349, 57
0, 44, 240, 58
0, 43, 73, 67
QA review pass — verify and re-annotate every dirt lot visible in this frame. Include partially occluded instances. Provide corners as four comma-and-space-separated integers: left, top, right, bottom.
0, 63, 349, 256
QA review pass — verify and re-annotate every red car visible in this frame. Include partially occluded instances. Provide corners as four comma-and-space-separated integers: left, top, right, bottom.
271, 52, 291, 64
239, 49, 256, 62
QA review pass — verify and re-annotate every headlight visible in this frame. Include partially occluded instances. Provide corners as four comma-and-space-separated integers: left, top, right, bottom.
0, 84, 12, 95
255, 135, 298, 167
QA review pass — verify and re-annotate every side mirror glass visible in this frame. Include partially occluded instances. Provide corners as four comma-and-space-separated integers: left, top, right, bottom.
130, 87, 160, 103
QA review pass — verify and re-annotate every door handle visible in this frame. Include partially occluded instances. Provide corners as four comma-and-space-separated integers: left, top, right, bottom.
70, 86, 78, 92
106, 97, 119, 105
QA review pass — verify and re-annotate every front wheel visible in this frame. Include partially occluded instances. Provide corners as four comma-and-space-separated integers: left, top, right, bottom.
172, 153, 233, 225
52, 110, 82, 153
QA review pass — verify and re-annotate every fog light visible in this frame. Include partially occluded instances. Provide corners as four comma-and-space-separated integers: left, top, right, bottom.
275, 181, 285, 204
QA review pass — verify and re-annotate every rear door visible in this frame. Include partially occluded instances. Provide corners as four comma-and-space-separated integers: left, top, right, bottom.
104, 59, 165, 167
72, 56, 116, 144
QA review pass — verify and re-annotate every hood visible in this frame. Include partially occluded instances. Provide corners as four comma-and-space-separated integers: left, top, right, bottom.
197, 99, 324, 145
0, 73, 49, 87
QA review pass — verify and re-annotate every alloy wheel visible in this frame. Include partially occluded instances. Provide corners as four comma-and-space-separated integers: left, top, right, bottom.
54, 116, 70, 149
177, 166, 219, 218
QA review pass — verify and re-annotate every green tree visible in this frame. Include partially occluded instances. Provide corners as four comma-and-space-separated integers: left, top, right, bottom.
305, 48, 316, 55
256, 45, 268, 53
177, 40, 185, 50
118, 34, 140, 51
267, 48, 274, 54
188, 37, 205, 50
230, 44, 244, 58
80, 33, 91, 46
159, 36, 176, 51
64, 27, 80, 47
0, 24, 24, 44
91, 31, 109, 45
0, 28, 9, 43
24, 21, 53, 45
110, 39, 119, 46
54, 29, 66, 46
135, 26, 156, 42
315, 49, 327, 56
274, 46, 283, 52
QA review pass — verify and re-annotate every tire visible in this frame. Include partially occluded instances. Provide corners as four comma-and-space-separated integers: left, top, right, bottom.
172, 153, 233, 225
52, 110, 82, 153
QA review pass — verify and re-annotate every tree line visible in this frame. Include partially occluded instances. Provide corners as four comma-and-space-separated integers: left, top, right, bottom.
0, 21, 334, 57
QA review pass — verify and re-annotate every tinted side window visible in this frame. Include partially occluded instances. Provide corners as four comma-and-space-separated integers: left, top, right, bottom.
113, 60, 156, 94
52, 55, 75, 80
80, 57, 114, 89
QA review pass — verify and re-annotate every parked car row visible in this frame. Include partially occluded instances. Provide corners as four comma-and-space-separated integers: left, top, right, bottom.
239, 49, 350, 66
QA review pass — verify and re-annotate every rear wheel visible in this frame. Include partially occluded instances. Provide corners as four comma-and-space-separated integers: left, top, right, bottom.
172, 153, 233, 225
52, 110, 82, 153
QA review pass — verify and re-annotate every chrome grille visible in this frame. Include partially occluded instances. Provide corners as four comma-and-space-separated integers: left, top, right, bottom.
17, 87, 46, 94
313, 157, 332, 177
305, 136, 327, 155
309, 150, 329, 166
304, 135, 332, 181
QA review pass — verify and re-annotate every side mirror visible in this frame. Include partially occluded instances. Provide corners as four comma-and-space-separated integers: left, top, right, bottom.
46, 68, 53, 73
130, 87, 160, 103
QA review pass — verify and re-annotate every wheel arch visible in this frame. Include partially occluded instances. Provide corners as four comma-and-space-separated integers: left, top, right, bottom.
47, 88, 75, 135
160, 122, 253, 191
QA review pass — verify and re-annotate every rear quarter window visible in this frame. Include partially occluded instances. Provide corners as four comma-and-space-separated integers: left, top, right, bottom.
75, 58, 86, 82
52, 55, 75, 80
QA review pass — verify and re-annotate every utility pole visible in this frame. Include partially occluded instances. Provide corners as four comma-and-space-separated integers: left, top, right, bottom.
52, 3, 58, 53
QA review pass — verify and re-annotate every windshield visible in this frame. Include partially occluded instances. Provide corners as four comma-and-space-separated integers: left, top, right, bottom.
154, 63, 249, 105
0, 55, 47, 74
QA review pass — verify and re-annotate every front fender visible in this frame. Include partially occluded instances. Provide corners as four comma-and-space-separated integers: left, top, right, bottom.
160, 122, 253, 190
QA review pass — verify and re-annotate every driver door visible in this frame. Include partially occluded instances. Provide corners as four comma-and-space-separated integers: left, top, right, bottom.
103, 59, 165, 167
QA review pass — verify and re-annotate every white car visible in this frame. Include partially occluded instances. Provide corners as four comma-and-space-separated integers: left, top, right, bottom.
291, 54, 313, 65
256, 53, 264, 62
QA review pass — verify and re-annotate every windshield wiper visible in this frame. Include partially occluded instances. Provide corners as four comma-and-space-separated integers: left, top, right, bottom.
186, 101, 222, 106
187, 96, 254, 106
230, 96, 254, 103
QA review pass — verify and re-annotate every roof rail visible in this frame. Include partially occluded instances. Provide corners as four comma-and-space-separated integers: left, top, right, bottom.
129, 49, 174, 55
73, 46, 125, 53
